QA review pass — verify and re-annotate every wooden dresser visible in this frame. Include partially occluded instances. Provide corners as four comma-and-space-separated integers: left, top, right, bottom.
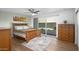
58, 24, 75, 42
0, 28, 11, 51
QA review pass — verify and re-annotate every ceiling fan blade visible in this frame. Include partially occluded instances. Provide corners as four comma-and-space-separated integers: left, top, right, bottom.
35, 10, 40, 12
28, 8, 34, 13
26, 8, 40, 15
33, 10, 40, 13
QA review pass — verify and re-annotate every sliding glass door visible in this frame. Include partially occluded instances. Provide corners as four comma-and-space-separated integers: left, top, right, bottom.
39, 23, 45, 34
38, 19, 56, 36
47, 23, 56, 36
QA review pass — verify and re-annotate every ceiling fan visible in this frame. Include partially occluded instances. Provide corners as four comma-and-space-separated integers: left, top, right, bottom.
24, 8, 40, 15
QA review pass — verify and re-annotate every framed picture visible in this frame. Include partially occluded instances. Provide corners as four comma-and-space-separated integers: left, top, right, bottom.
13, 16, 27, 22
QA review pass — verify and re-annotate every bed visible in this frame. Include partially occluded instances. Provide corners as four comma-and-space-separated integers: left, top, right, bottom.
12, 23, 41, 42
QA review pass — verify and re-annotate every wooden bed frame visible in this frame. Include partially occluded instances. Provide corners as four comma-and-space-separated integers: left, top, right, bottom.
12, 23, 41, 42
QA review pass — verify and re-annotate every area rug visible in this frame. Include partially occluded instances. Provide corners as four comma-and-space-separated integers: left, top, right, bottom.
22, 35, 56, 51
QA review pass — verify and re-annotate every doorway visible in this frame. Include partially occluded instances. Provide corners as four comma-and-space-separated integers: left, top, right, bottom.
38, 19, 56, 36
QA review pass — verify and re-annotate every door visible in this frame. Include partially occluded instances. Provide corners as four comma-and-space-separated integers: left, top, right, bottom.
33, 18, 38, 29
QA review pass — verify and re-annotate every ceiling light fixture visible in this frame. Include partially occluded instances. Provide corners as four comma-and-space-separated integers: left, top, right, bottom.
32, 13, 37, 15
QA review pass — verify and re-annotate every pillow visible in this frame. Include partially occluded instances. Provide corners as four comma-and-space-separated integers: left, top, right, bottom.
15, 26, 24, 30
23, 26, 29, 29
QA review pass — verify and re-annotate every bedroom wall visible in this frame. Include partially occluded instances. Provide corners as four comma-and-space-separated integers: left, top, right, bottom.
76, 10, 79, 48
0, 11, 32, 28
74, 9, 78, 45
38, 9, 75, 38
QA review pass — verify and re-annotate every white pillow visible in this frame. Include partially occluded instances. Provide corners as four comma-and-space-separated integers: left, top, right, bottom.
15, 26, 23, 30
23, 26, 29, 29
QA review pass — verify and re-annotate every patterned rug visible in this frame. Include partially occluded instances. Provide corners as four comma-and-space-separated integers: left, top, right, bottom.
22, 35, 56, 51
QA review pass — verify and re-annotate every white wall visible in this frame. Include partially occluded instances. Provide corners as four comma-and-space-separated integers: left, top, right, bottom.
0, 11, 33, 28
75, 12, 78, 45
38, 9, 75, 38
77, 11, 79, 48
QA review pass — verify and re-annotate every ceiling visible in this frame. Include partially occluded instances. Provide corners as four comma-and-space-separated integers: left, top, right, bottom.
0, 8, 75, 17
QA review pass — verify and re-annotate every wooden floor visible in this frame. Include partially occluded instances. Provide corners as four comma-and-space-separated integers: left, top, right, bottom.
11, 37, 78, 51
47, 39, 78, 51
11, 38, 32, 51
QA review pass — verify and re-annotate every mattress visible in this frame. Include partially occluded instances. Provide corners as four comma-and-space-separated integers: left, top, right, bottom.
13, 32, 26, 38
15, 29, 35, 33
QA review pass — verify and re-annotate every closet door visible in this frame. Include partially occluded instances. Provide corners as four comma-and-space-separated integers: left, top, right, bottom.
33, 18, 38, 29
